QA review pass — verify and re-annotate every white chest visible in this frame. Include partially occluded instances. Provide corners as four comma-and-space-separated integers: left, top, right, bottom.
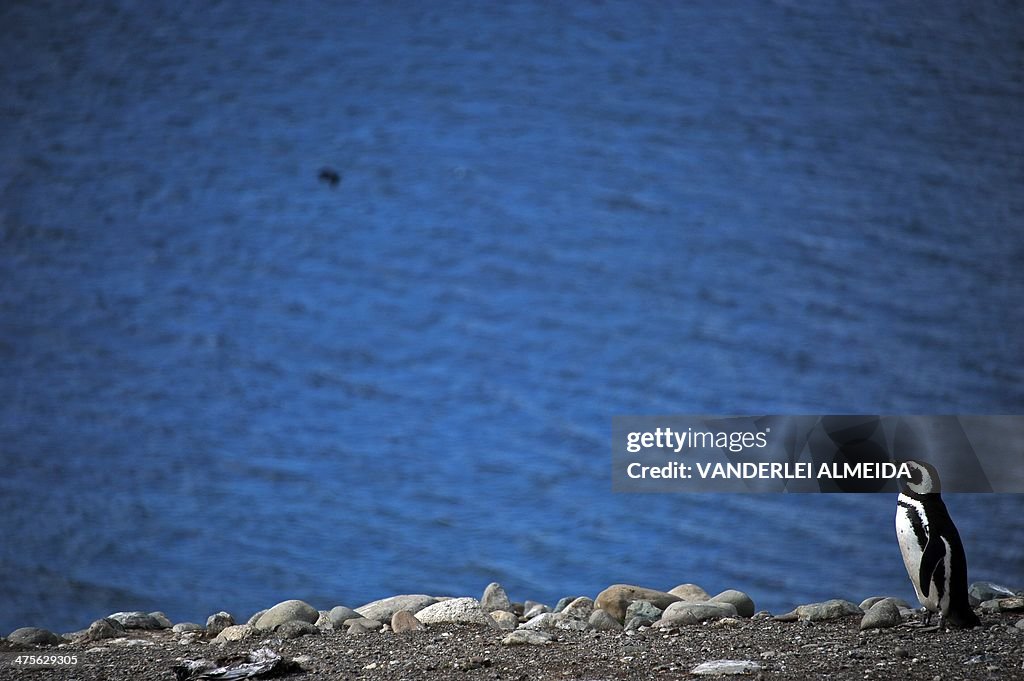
896, 495, 936, 610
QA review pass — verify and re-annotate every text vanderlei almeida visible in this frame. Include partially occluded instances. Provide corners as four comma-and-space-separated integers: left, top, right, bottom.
623, 427, 912, 481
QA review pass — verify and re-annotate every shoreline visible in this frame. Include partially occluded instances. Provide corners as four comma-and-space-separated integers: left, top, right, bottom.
4, 581, 1022, 680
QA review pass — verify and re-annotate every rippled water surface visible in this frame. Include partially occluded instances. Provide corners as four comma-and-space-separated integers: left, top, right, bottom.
2, 1, 1023, 633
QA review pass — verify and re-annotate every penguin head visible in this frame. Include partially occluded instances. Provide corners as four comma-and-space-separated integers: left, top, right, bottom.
900, 459, 941, 495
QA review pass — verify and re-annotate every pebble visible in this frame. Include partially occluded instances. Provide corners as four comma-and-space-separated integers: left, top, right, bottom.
329, 606, 360, 626
554, 596, 575, 613
691, 659, 762, 675
276, 620, 319, 639
775, 599, 863, 622
969, 581, 1017, 606
488, 610, 518, 630
710, 590, 756, 618
80, 618, 125, 642
172, 622, 203, 634
595, 584, 681, 623
980, 599, 1002, 614
994, 597, 1024, 612
625, 615, 654, 632
119, 638, 153, 646
149, 612, 173, 629
254, 599, 319, 630
391, 610, 427, 634
523, 601, 550, 618
178, 632, 203, 645
415, 597, 494, 626
556, 616, 590, 631
561, 596, 595, 621
481, 583, 512, 613
206, 611, 235, 637
454, 656, 492, 671
213, 624, 256, 642
860, 596, 885, 611
710, 617, 742, 629
898, 607, 919, 620
589, 609, 624, 631
7, 627, 66, 646
355, 595, 438, 623
655, 601, 738, 626
315, 610, 334, 630
858, 596, 910, 611
344, 617, 382, 633
625, 600, 663, 623
107, 611, 165, 630
860, 598, 902, 630
520, 612, 563, 631
669, 583, 711, 601
501, 629, 553, 646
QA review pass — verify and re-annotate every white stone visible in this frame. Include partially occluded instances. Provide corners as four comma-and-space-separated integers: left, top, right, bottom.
355, 595, 438, 622
692, 659, 762, 675
414, 597, 493, 626
502, 630, 552, 645
214, 624, 256, 642
488, 611, 518, 630
519, 612, 562, 630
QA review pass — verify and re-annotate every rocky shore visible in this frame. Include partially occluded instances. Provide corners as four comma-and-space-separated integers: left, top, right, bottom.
3, 581, 1022, 680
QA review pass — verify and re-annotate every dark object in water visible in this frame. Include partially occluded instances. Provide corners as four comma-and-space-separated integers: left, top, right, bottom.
318, 167, 341, 187
173, 647, 302, 680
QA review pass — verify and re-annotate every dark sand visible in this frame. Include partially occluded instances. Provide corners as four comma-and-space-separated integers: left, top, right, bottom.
4, 612, 1022, 680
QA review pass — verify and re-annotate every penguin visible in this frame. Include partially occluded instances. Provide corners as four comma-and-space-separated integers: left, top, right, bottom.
895, 459, 979, 628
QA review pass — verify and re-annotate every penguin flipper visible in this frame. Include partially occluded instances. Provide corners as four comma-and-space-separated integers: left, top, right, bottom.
918, 536, 946, 599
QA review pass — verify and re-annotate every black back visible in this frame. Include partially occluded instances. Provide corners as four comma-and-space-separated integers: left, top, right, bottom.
905, 489, 979, 628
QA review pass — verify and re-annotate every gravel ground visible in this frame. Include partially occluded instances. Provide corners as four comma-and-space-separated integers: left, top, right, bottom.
3, 612, 1022, 680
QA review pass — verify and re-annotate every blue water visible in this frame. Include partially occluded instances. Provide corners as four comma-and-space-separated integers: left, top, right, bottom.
2, 1, 1023, 634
